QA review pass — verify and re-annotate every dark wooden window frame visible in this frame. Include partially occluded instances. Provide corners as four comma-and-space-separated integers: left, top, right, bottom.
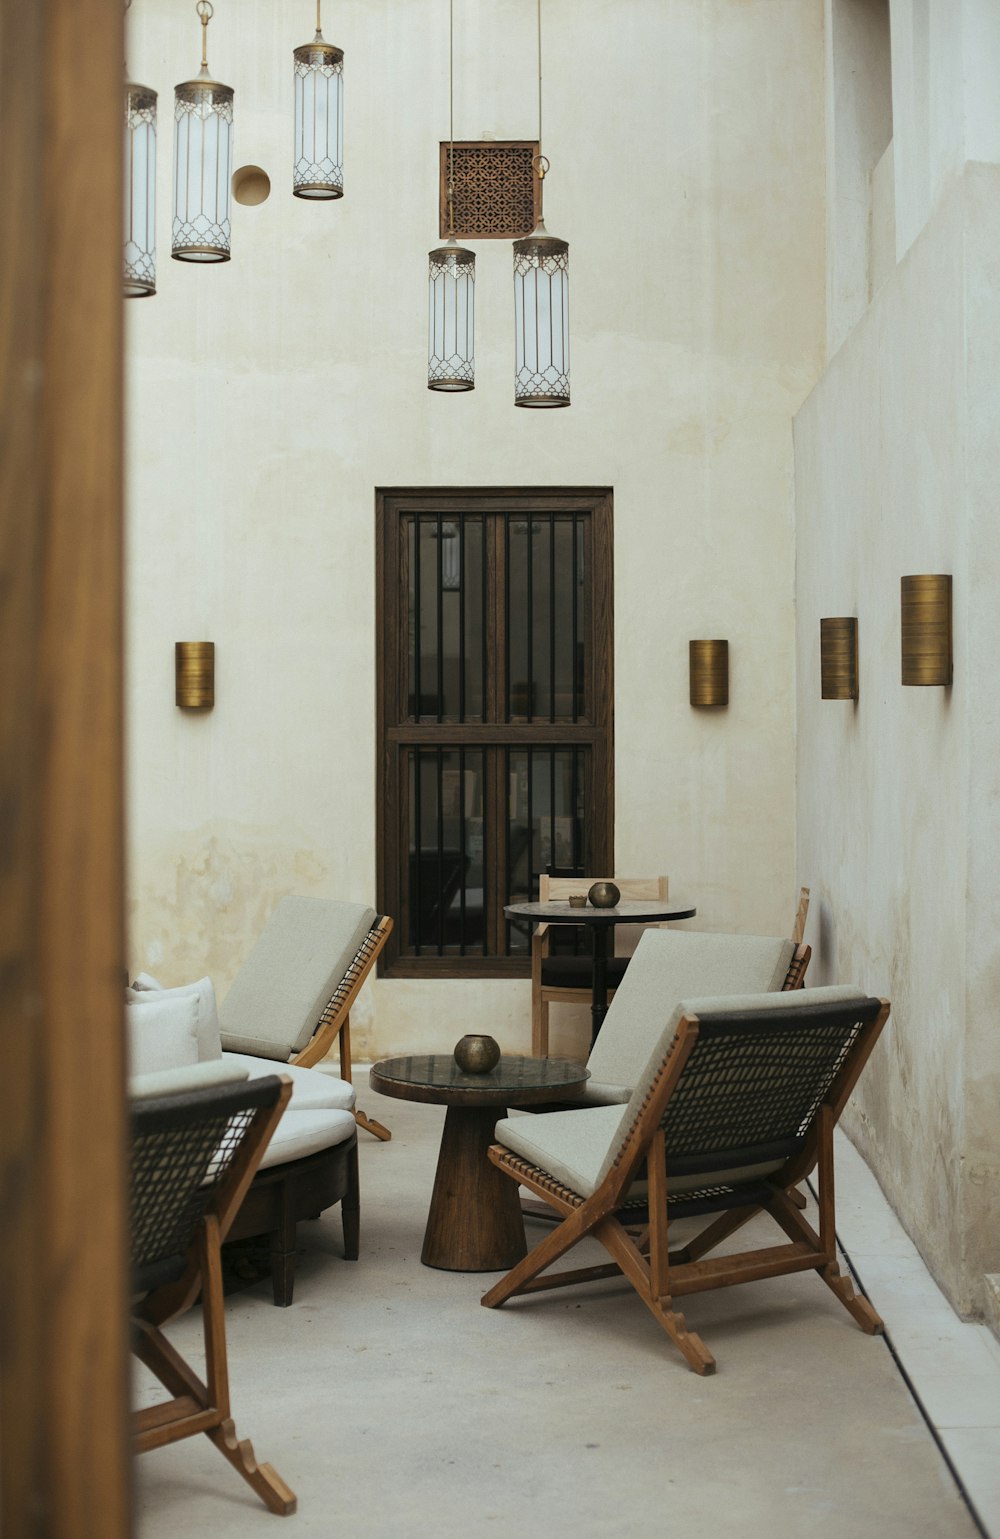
376, 487, 614, 979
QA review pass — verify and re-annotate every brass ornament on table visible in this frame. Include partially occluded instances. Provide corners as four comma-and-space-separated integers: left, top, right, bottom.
820, 617, 859, 701
901, 575, 952, 686
587, 881, 620, 909
175, 641, 215, 709
453, 1034, 501, 1074
567, 894, 587, 908
689, 639, 729, 707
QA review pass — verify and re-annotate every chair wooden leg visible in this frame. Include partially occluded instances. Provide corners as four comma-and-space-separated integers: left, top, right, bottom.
206, 1420, 298, 1516
531, 992, 549, 1057
340, 1012, 392, 1139
133, 1217, 297, 1515
354, 1108, 392, 1141
819, 1261, 884, 1333
596, 1216, 715, 1375
269, 1191, 298, 1307
482, 1205, 591, 1307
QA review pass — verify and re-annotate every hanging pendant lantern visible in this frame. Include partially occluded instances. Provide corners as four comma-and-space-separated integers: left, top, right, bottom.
294, 3, 344, 199
514, 201, 569, 408
514, 0, 570, 408
124, 77, 157, 297
427, 1, 475, 391
172, 1, 234, 263
428, 237, 475, 391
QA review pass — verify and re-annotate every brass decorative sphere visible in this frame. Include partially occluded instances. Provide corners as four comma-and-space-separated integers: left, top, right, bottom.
588, 880, 621, 908
453, 1034, 501, 1074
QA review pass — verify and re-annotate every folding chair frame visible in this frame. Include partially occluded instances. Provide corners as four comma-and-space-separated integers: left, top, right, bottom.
132, 1077, 297, 1514
484, 996, 890, 1375
291, 912, 394, 1141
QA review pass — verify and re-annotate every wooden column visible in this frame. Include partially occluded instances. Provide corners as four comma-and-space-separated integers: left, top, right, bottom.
0, 0, 131, 1533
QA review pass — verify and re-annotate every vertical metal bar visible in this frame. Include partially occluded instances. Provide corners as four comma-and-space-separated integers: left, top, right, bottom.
459, 744, 467, 954
436, 513, 444, 721
549, 747, 556, 873
549, 514, 556, 722
504, 747, 511, 944
527, 744, 534, 896
526, 513, 534, 720
571, 746, 581, 870
504, 515, 511, 719
458, 516, 466, 722
436, 744, 445, 953
572, 514, 579, 722
413, 748, 423, 953
413, 517, 422, 718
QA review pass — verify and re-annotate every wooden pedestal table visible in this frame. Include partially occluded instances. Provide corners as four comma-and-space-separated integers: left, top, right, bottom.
369, 1054, 589, 1271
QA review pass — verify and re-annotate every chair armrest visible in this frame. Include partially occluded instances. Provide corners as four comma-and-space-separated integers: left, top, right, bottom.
530, 922, 552, 983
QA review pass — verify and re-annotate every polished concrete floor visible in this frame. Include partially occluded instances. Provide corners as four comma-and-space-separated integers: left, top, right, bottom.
136, 1089, 997, 1537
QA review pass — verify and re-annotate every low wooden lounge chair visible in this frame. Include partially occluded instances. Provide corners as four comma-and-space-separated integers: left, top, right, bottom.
219, 897, 394, 1141
130, 1068, 297, 1514
483, 982, 890, 1374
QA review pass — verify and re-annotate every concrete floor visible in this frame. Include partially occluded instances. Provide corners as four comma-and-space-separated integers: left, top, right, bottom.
136, 1093, 987, 1537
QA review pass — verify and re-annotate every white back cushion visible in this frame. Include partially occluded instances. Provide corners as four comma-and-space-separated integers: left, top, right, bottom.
219, 896, 376, 1060
126, 975, 222, 1063
586, 929, 794, 1090
126, 990, 201, 1077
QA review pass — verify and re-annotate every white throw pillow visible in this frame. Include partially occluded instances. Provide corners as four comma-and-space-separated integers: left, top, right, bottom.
126, 990, 201, 1076
125, 975, 223, 1063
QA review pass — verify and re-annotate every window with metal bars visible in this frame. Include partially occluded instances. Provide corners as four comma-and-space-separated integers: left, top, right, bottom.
376, 488, 614, 978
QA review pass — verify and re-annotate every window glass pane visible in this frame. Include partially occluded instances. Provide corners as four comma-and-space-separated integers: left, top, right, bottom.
506, 746, 587, 955
407, 747, 485, 954
408, 516, 484, 722
417, 520, 439, 719
462, 517, 485, 721
507, 518, 530, 718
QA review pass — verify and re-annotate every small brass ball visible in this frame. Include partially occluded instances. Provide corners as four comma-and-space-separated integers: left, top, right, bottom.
588, 880, 621, 909
453, 1034, 501, 1074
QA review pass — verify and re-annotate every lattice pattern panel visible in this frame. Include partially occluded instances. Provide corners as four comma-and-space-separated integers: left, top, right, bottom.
439, 142, 540, 240
661, 1011, 868, 1161
130, 1102, 254, 1274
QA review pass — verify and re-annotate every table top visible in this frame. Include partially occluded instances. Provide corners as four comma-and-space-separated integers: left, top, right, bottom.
370, 1053, 589, 1108
504, 898, 696, 926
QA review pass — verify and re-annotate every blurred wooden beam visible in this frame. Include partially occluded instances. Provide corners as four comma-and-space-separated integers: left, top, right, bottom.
0, 0, 130, 1532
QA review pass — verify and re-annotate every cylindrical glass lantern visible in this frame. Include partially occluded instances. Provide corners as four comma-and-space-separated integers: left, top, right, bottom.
293, 33, 344, 198
513, 219, 569, 407
124, 80, 157, 297
428, 239, 475, 391
173, 5, 233, 263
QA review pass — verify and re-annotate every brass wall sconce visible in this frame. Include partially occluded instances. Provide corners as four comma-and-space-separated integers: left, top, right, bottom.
175, 642, 215, 709
689, 640, 729, 707
820, 617, 859, 701
901, 575, 952, 686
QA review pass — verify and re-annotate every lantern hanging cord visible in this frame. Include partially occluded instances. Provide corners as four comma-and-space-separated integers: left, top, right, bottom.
316, 0, 322, 39
447, 0, 456, 236
533, 0, 550, 219
196, 0, 213, 72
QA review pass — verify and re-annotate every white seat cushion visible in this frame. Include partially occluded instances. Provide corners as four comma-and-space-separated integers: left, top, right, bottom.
585, 930, 795, 1092
129, 1059, 250, 1101
258, 1107, 357, 1169
219, 896, 377, 1060
495, 1106, 629, 1198
222, 1051, 356, 1111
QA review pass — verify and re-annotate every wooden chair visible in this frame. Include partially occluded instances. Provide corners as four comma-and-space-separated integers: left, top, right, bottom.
531, 874, 669, 1056
130, 1070, 297, 1514
219, 899, 394, 1141
483, 982, 890, 1374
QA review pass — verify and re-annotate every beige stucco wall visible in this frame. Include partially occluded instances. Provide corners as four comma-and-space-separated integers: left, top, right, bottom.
795, 0, 1000, 1318
124, 0, 826, 1060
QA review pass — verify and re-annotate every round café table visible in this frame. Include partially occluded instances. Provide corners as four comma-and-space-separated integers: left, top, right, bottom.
505, 897, 697, 1046
369, 1053, 588, 1271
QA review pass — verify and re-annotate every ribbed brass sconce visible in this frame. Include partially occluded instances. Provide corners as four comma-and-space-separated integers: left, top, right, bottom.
901, 575, 952, 686
820, 618, 859, 701
175, 642, 215, 709
689, 640, 729, 707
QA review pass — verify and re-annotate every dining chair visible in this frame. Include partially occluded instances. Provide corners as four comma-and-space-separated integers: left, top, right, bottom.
531, 873, 670, 1056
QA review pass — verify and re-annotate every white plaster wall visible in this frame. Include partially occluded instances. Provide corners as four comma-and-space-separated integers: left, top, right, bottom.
124, 0, 825, 1060
797, 0, 1000, 1317
795, 177, 970, 1306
